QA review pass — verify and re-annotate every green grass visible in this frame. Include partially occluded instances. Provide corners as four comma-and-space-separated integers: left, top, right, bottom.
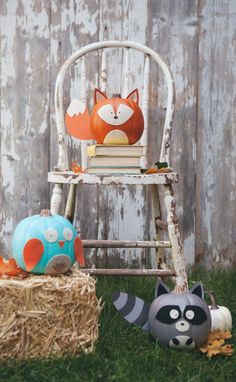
0, 268, 235, 382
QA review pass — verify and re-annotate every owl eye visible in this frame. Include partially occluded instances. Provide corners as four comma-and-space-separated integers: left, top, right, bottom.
169, 309, 180, 320
185, 309, 195, 320
63, 228, 73, 241
44, 228, 58, 243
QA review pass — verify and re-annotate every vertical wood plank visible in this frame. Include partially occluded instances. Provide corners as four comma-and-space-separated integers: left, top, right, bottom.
0, 0, 50, 256
196, 0, 236, 267
97, 0, 148, 269
49, 0, 100, 267
147, 0, 199, 266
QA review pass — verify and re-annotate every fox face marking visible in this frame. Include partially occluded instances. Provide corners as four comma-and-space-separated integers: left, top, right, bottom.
97, 103, 134, 126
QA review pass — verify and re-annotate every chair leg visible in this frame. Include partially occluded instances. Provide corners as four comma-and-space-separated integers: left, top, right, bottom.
50, 184, 63, 215
163, 184, 188, 292
65, 184, 77, 223
151, 184, 164, 269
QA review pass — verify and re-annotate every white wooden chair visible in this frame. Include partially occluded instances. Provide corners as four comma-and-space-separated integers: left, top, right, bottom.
48, 41, 188, 292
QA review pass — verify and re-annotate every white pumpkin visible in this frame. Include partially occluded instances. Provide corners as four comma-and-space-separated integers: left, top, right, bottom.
207, 291, 232, 332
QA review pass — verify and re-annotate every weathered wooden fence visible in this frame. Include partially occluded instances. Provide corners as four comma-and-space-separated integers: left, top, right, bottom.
0, 0, 235, 268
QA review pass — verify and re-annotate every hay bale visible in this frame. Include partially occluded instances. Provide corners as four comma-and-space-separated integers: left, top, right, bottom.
0, 267, 102, 360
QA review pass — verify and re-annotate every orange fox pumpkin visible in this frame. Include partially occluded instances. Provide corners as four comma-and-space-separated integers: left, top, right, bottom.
90, 89, 144, 145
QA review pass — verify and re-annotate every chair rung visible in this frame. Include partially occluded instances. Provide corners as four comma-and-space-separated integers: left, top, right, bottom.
82, 240, 171, 248
80, 269, 175, 276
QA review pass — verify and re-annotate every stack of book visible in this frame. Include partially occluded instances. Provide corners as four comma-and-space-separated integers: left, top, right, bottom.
86, 144, 144, 174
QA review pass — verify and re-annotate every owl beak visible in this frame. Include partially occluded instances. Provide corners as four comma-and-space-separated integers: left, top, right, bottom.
58, 241, 65, 248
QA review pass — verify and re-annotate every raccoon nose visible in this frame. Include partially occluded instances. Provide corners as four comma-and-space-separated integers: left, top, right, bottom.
114, 115, 118, 119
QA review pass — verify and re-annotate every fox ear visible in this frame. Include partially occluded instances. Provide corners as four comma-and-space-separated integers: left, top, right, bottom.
126, 89, 139, 104
94, 88, 107, 104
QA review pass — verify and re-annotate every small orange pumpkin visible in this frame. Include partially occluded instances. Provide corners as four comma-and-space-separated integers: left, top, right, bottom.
90, 89, 144, 145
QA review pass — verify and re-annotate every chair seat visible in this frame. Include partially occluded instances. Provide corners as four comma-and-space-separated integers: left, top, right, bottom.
48, 171, 178, 185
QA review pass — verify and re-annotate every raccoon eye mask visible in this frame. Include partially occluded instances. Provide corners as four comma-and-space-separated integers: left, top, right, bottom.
112, 280, 211, 349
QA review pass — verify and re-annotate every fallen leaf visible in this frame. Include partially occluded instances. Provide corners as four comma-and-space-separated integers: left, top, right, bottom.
199, 330, 234, 357
157, 167, 172, 173
0, 256, 22, 276
208, 330, 232, 341
70, 162, 84, 173
221, 345, 234, 356
144, 167, 173, 174
145, 167, 158, 174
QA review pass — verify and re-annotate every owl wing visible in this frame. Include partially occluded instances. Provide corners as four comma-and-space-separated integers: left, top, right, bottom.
23, 238, 44, 272
74, 237, 85, 267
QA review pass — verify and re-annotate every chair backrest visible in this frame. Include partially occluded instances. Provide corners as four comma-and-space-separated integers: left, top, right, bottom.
54, 41, 175, 171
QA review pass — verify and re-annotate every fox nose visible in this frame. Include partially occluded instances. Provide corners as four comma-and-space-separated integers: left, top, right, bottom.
114, 115, 118, 119
58, 241, 64, 248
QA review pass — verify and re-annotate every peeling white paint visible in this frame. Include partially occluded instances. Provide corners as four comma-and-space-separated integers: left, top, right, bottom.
16, 0, 49, 39
1, 156, 15, 194
77, 2, 99, 36
184, 233, 195, 265
38, 120, 48, 135
0, 1, 17, 86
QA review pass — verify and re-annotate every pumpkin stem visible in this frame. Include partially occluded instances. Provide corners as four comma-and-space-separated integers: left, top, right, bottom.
112, 93, 121, 98
205, 290, 219, 310
40, 209, 51, 217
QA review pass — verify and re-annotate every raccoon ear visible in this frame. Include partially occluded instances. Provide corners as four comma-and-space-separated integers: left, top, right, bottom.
189, 282, 204, 299
94, 88, 107, 104
112, 292, 150, 331
155, 280, 171, 298
126, 88, 139, 104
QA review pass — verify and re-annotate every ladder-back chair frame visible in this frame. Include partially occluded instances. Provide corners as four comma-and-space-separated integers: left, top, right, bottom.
48, 41, 188, 292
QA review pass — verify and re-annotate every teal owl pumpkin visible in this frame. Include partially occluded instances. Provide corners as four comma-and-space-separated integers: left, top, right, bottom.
12, 210, 85, 274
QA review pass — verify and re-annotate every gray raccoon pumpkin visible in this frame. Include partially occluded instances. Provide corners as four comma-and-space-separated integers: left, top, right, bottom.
148, 282, 211, 348
112, 281, 211, 349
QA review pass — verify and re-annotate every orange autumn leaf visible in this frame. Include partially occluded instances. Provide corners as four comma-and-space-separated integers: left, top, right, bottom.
221, 345, 234, 356
199, 330, 234, 358
70, 162, 84, 173
157, 167, 172, 173
145, 167, 158, 174
207, 347, 223, 358
144, 167, 173, 174
208, 330, 232, 341
212, 339, 225, 346
0, 256, 22, 276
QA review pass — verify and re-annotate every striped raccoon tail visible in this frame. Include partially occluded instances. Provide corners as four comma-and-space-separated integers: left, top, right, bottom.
112, 292, 150, 331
